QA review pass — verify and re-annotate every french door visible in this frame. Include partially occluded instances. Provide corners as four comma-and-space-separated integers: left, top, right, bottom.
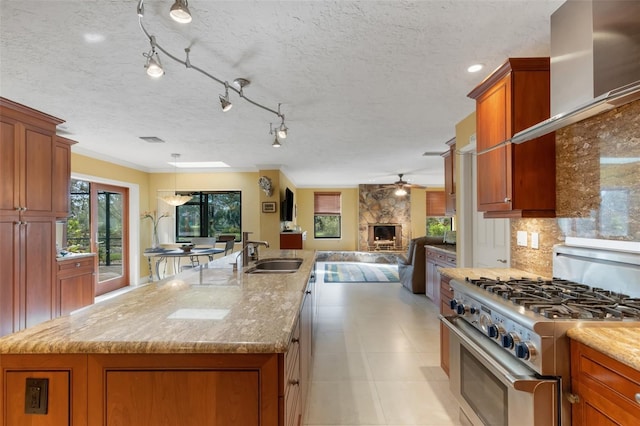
91, 183, 129, 295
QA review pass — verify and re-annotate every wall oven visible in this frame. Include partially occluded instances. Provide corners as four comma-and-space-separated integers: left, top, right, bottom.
442, 316, 558, 426
440, 244, 640, 425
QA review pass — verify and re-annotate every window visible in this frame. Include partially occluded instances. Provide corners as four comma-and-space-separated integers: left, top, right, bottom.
425, 190, 452, 237
175, 191, 241, 243
314, 192, 341, 239
68, 179, 91, 252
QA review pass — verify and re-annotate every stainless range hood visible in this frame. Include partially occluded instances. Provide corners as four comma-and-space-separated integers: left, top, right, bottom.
512, 0, 640, 145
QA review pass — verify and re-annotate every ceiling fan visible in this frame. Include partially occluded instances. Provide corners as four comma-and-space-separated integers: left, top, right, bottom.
378, 174, 423, 196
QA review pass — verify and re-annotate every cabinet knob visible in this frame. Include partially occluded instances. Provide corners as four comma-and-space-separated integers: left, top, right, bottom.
75, 263, 81, 268
497, 259, 507, 264
288, 379, 299, 386
504, 197, 511, 203
635, 393, 640, 404
291, 337, 299, 344
305, 290, 312, 294
566, 393, 580, 404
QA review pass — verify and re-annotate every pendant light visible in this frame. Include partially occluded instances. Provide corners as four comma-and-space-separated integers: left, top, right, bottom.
159, 153, 192, 206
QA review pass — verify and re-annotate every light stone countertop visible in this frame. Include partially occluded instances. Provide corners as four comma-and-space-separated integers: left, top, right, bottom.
425, 244, 456, 255
438, 267, 549, 282
0, 249, 315, 355
56, 252, 97, 261
568, 327, 640, 371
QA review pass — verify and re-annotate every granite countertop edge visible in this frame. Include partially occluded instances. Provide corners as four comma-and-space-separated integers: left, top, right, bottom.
425, 244, 457, 255
438, 267, 549, 282
0, 249, 316, 355
567, 327, 640, 371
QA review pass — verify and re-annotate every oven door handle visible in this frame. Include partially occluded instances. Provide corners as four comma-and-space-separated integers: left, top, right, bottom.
440, 314, 551, 394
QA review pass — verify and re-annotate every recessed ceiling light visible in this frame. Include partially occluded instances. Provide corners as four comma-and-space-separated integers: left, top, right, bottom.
171, 161, 230, 168
83, 33, 105, 43
467, 64, 484, 73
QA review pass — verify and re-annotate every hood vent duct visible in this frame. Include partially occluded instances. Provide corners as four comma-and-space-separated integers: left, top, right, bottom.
511, 0, 640, 145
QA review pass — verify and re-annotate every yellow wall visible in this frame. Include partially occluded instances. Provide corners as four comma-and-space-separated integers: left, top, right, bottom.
455, 112, 475, 151
410, 187, 428, 239
296, 188, 359, 251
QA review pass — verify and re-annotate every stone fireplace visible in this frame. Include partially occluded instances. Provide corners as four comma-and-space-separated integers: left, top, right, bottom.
358, 184, 411, 251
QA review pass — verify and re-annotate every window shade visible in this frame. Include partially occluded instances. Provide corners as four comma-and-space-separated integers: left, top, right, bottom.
314, 192, 341, 214
426, 191, 446, 216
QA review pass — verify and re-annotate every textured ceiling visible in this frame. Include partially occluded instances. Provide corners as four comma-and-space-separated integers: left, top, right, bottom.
0, 0, 563, 187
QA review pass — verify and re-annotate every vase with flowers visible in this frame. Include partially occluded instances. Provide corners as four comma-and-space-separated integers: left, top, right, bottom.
141, 211, 169, 250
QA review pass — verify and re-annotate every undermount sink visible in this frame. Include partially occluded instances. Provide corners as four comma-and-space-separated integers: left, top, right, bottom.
245, 258, 303, 274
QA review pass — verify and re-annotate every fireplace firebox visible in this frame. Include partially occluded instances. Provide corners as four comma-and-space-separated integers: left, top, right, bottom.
367, 223, 402, 250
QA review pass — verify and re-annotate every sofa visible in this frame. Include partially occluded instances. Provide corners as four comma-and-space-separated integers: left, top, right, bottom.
398, 236, 444, 294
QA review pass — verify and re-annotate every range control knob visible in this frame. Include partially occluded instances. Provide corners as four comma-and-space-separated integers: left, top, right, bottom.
450, 299, 458, 310
456, 304, 468, 315
501, 333, 520, 349
487, 324, 504, 339
515, 342, 536, 360
469, 306, 478, 315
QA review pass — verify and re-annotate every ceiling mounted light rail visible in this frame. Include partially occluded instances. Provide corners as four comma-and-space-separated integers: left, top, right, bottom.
136, 0, 288, 139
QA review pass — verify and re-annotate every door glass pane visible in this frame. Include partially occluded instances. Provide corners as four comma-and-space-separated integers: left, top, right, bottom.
98, 191, 123, 283
68, 179, 91, 252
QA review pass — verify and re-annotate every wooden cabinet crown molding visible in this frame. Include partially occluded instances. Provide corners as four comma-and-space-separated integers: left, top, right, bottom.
467, 57, 550, 100
0, 97, 65, 129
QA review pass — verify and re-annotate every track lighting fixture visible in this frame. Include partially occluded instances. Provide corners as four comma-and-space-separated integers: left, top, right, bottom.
137, 0, 288, 134
159, 154, 192, 206
219, 82, 233, 112
269, 123, 283, 148
170, 0, 192, 24
143, 36, 164, 78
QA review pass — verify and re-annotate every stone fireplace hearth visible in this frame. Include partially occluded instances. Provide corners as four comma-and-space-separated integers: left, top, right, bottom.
358, 184, 410, 251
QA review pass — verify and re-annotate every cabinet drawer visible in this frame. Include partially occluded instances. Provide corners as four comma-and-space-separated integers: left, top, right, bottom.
445, 255, 457, 266
440, 278, 453, 301
57, 257, 94, 277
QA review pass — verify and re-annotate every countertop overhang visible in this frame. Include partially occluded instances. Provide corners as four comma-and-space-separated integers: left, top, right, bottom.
0, 250, 316, 355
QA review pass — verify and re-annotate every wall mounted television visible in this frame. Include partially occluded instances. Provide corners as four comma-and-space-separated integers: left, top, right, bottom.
282, 187, 294, 222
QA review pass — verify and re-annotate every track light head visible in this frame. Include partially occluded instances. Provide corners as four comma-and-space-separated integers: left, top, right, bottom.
144, 51, 164, 78
219, 95, 232, 112
277, 122, 288, 139
170, 0, 192, 24
272, 135, 282, 148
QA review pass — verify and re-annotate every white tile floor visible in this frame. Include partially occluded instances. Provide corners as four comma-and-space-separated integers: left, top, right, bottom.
304, 263, 462, 425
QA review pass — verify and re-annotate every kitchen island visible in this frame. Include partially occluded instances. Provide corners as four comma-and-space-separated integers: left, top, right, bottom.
0, 249, 316, 426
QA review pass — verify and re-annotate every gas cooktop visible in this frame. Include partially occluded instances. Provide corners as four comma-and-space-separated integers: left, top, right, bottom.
466, 277, 640, 320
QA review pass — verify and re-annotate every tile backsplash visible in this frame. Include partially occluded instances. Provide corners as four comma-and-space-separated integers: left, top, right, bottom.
511, 100, 640, 277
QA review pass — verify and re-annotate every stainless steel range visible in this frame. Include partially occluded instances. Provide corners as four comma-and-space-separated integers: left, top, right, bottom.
440, 244, 640, 426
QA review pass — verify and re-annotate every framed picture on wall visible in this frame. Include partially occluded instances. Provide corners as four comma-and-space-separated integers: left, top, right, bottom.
262, 201, 277, 213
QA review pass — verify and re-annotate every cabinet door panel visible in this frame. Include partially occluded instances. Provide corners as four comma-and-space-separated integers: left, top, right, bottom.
105, 370, 260, 425
23, 217, 55, 328
5, 371, 70, 426
23, 129, 53, 215
0, 217, 19, 336
0, 120, 17, 212
60, 273, 94, 315
477, 146, 511, 211
53, 140, 72, 217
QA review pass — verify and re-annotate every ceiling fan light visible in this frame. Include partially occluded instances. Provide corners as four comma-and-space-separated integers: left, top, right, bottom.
170, 0, 192, 23
395, 187, 407, 196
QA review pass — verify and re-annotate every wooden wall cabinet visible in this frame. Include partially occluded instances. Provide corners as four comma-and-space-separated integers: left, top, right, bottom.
439, 276, 454, 376
280, 232, 303, 250
0, 98, 72, 336
53, 136, 76, 217
570, 340, 640, 425
442, 138, 456, 216
57, 255, 96, 315
468, 58, 556, 218
425, 247, 456, 305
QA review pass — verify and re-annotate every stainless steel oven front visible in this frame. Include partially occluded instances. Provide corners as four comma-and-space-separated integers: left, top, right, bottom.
441, 315, 559, 426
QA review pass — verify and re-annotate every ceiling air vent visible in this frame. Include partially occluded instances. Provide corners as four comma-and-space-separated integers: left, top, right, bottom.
139, 136, 165, 143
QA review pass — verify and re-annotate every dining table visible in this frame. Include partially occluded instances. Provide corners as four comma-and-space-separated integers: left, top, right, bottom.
143, 247, 225, 281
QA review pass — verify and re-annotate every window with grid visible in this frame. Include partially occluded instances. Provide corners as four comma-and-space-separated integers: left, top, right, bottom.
314, 192, 341, 239
175, 191, 241, 243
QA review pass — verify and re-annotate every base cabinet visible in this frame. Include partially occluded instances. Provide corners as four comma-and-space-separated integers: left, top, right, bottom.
570, 340, 640, 425
425, 247, 456, 305
280, 233, 303, 250
439, 276, 454, 376
57, 255, 96, 315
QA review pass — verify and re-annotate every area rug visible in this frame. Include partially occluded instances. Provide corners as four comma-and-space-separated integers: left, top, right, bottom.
323, 262, 399, 283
